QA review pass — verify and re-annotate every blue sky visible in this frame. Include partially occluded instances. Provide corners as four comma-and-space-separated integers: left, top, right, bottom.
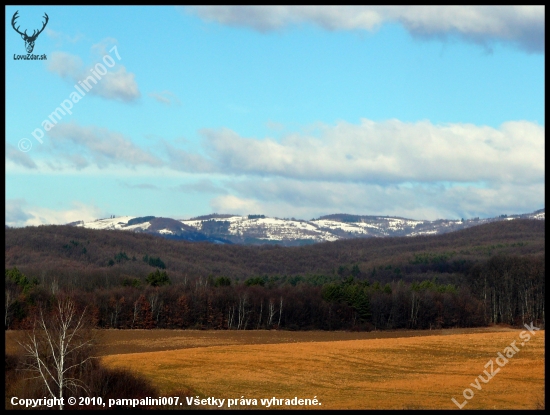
5, 6, 545, 226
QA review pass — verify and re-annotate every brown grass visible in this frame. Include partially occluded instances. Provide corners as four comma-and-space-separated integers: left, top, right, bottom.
5, 325, 517, 356
97, 327, 544, 409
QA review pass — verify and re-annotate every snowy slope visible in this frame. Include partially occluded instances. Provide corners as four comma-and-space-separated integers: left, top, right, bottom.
74, 216, 138, 230
72, 209, 544, 245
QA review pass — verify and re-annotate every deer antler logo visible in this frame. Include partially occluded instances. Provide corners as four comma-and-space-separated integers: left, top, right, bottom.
12, 10, 49, 54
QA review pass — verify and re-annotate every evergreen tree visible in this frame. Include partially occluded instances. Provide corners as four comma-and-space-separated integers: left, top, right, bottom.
146, 269, 171, 287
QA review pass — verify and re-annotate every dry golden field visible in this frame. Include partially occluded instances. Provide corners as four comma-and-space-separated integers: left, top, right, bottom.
89, 327, 544, 410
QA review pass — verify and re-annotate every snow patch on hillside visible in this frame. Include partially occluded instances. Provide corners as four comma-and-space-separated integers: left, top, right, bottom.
158, 229, 174, 235
531, 212, 545, 220
124, 222, 151, 231
74, 216, 136, 230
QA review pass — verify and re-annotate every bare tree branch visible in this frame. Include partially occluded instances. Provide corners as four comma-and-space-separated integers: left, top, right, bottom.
17, 297, 95, 410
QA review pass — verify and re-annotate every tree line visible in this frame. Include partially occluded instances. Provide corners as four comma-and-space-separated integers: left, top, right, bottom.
5, 253, 544, 331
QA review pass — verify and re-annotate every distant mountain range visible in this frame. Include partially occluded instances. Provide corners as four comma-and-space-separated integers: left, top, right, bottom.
68, 209, 545, 246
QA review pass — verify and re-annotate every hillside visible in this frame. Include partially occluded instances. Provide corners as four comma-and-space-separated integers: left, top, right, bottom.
70, 209, 545, 246
5, 219, 544, 287
5, 219, 544, 332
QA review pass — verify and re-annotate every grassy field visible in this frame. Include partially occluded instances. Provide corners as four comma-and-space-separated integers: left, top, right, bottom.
91, 327, 544, 410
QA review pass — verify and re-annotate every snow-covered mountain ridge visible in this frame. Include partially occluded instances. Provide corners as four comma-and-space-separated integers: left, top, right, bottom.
70, 209, 545, 246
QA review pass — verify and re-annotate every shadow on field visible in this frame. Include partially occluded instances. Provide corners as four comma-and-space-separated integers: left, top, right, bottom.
5, 352, 194, 410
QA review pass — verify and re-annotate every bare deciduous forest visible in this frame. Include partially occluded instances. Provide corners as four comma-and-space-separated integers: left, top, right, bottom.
5, 219, 544, 332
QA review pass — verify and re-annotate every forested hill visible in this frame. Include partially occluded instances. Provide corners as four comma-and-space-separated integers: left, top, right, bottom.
5, 219, 544, 331
5, 219, 544, 285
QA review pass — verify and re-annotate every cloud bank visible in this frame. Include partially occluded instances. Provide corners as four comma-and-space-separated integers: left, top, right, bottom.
6, 199, 104, 228
210, 178, 543, 221
173, 118, 543, 220
170, 119, 544, 187
187, 6, 544, 53
10, 118, 543, 221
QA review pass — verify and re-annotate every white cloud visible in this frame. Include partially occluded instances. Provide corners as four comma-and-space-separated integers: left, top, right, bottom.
47, 123, 164, 169
46, 28, 84, 45
9, 114, 543, 221
47, 51, 85, 78
94, 66, 140, 102
191, 117, 544, 220
5, 199, 104, 227
5, 199, 34, 226
164, 141, 217, 173
149, 90, 181, 106
6, 143, 38, 169
47, 42, 141, 102
193, 119, 543, 186
210, 194, 262, 217
90, 37, 118, 56
187, 6, 544, 53
211, 178, 544, 221
120, 182, 161, 190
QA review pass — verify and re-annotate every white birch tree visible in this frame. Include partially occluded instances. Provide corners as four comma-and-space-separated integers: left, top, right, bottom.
18, 297, 95, 410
